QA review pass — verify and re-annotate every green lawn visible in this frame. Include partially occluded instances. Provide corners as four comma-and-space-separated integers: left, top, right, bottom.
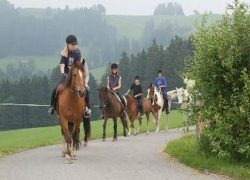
0, 110, 183, 158
166, 135, 250, 180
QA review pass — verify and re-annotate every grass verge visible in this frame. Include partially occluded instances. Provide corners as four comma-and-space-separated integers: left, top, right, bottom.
166, 135, 250, 180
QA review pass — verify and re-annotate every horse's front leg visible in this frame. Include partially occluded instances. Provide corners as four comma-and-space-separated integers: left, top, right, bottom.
113, 117, 118, 141
128, 116, 133, 136
146, 113, 150, 135
102, 118, 108, 141
156, 110, 162, 133
165, 114, 169, 131
61, 118, 72, 162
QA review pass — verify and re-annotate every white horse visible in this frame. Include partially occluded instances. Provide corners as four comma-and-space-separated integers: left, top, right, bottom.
175, 87, 191, 131
147, 85, 164, 132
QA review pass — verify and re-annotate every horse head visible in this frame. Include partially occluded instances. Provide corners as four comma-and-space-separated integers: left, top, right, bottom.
65, 60, 85, 97
97, 87, 111, 110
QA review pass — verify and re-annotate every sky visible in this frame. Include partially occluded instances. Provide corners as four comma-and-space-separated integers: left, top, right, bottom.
7, 0, 250, 15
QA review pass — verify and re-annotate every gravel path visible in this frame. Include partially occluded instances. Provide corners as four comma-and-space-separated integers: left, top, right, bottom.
0, 129, 226, 180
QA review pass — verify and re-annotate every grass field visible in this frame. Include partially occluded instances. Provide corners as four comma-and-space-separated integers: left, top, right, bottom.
166, 135, 250, 180
0, 110, 183, 158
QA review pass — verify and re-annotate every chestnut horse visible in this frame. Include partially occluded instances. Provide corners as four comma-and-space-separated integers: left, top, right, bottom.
125, 94, 158, 135
55, 60, 90, 162
98, 87, 128, 141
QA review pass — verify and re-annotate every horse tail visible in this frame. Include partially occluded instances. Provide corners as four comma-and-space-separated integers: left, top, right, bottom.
83, 117, 91, 139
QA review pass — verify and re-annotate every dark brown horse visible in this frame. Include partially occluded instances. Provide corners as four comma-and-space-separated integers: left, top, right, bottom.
55, 60, 90, 161
98, 87, 128, 141
125, 94, 158, 135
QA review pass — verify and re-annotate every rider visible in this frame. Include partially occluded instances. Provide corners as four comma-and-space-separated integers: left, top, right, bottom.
106, 63, 126, 109
126, 76, 144, 118
154, 70, 169, 113
48, 34, 91, 117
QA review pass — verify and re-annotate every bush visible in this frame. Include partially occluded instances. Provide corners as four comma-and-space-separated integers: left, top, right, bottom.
188, 0, 250, 160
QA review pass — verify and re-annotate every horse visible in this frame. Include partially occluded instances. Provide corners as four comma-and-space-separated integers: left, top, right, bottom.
176, 87, 192, 131
55, 60, 90, 162
125, 94, 158, 136
147, 84, 164, 132
98, 87, 128, 141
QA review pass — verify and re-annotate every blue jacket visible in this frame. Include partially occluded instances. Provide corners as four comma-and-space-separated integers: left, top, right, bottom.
154, 76, 167, 93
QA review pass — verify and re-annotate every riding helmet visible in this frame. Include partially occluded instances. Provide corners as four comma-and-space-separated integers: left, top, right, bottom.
111, 63, 118, 69
157, 69, 162, 74
66, 34, 78, 44
134, 76, 140, 80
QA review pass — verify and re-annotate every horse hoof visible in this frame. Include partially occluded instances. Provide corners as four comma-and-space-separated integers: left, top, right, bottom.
61, 151, 66, 157
65, 154, 73, 163
113, 138, 117, 142
102, 138, 106, 142
146, 132, 149, 135
82, 141, 88, 147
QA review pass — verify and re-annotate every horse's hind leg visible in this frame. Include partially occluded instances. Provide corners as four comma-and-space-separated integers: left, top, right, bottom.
113, 118, 118, 141
102, 118, 108, 141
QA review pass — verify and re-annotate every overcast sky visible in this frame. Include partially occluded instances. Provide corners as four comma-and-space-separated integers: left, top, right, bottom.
8, 0, 250, 15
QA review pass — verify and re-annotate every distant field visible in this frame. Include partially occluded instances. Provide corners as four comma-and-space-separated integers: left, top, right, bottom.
0, 55, 106, 80
90, 65, 107, 80
0, 110, 183, 157
17, 8, 221, 39
0, 55, 59, 72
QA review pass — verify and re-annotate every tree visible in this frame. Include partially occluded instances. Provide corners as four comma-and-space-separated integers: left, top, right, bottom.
188, 0, 250, 160
154, 2, 185, 16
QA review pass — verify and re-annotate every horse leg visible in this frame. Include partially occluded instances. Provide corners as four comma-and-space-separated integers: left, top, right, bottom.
61, 126, 67, 157
128, 117, 134, 136
61, 118, 72, 161
83, 117, 91, 147
146, 113, 150, 135
137, 117, 142, 135
102, 118, 107, 141
122, 116, 127, 137
156, 110, 162, 133
72, 120, 82, 159
165, 114, 169, 131
113, 117, 118, 141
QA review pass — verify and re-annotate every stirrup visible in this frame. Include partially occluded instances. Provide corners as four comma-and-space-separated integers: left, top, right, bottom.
48, 107, 54, 115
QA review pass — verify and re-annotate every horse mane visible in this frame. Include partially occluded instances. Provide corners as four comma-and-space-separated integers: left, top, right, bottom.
65, 60, 85, 87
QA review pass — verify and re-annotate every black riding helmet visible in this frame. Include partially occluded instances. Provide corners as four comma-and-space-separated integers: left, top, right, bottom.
134, 76, 140, 80
157, 69, 162, 74
111, 63, 118, 69
66, 34, 78, 44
